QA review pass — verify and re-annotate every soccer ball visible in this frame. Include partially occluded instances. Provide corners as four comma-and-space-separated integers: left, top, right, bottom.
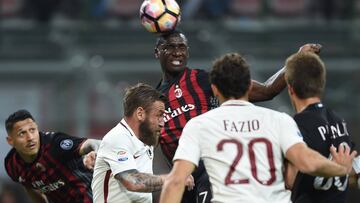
140, 0, 181, 33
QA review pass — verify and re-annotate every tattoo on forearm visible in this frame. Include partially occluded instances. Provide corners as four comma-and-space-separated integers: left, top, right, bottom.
115, 170, 163, 192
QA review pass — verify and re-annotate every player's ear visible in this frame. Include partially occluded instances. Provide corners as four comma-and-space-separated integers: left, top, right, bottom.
287, 84, 295, 96
6, 136, 13, 146
136, 107, 146, 121
211, 84, 219, 98
154, 47, 160, 59
248, 81, 253, 93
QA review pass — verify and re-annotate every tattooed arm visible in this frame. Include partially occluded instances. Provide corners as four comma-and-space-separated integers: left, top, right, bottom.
115, 169, 166, 192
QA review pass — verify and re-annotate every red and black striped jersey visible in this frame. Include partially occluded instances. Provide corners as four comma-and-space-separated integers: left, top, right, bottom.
156, 68, 218, 162
5, 131, 93, 203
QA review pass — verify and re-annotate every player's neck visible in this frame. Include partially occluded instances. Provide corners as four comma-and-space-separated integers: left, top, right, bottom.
19, 152, 37, 163
220, 95, 249, 105
123, 117, 140, 139
162, 69, 184, 82
294, 97, 321, 113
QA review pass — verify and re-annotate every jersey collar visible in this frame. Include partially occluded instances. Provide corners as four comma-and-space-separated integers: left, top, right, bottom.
221, 99, 254, 107
119, 119, 149, 147
119, 119, 136, 137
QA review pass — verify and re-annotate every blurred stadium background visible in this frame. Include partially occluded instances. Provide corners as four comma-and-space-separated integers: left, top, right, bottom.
0, 0, 359, 202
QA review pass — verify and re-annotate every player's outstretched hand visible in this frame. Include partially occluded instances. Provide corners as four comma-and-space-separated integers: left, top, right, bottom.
185, 175, 195, 191
330, 144, 357, 174
298, 43, 322, 55
83, 151, 97, 170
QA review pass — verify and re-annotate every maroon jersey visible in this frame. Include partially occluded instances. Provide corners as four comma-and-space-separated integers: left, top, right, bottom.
5, 132, 93, 203
157, 68, 218, 162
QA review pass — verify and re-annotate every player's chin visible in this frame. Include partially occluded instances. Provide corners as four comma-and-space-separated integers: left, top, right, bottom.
168, 64, 185, 72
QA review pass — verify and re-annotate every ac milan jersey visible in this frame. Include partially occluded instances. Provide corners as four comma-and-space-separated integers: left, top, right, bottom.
156, 68, 218, 162
291, 103, 353, 203
174, 100, 303, 203
5, 132, 93, 203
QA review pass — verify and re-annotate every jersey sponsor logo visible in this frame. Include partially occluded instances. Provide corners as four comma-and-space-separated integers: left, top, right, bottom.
174, 85, 182, 98
163, 104, 195, 122
32, 180, 65, 193
60, 139, 73, 150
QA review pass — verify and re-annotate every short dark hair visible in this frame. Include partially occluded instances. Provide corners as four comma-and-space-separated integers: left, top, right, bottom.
210, 53, 251, 99
155, 30, 186, 48
123, 83, 167, 117
285, 52, 326, 99
5, 109, 35, 134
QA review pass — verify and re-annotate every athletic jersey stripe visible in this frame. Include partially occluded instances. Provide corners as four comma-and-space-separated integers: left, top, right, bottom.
103, 170, 112, 203
41, 149, 72, 202
6, 154, 16, 180
193, 69, 212, 114
186, 69, 203, 116
164, 73, 186, 138
182, 69, 199, 120
170, 70, 190, 133
43, 148, 85, 202
40, 144, 68, 202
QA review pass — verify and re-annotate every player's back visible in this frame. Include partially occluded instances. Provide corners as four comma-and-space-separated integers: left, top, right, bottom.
193, 100, 301, 203
291, 103, 352, 203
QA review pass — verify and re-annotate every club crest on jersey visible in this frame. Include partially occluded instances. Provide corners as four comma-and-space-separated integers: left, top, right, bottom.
174, 85, 182, 98
60, 139, 73, 150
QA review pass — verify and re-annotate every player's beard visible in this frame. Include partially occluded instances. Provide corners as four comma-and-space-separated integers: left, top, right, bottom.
139, 118, 159, 146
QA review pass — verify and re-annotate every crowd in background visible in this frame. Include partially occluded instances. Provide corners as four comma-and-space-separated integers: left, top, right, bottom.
0, 0, 358, 23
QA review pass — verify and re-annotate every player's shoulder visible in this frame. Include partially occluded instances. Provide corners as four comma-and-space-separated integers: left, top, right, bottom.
40, 131, 73, 144
4, 148, 17, 166
102, 123, 132, 144
4, 148, 21, 181
252, 105, 293, 120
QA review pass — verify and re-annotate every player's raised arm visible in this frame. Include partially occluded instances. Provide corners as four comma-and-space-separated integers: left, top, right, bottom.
249, 43, 322, 102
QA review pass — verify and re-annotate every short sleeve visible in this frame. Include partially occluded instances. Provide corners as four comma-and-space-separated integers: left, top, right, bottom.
278, 113, 304, 155
173, 119, 201, 166
50, 132, 87, 159
99, 136, 137, 175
